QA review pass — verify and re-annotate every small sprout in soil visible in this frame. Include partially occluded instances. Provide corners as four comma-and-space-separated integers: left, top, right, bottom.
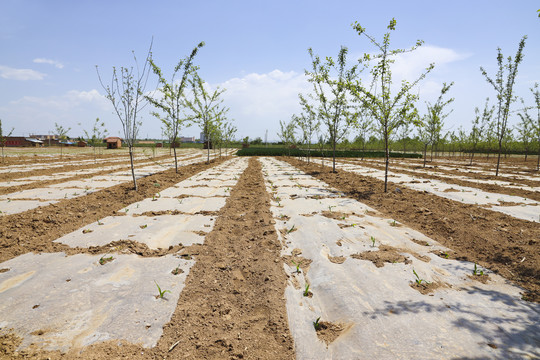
153, 182, 161, 188
99, 256, 114, 265
291, 260, 301, 274
443, 252, 449, 259
313, 317, 321, 331
171, 265, 183, 275
82, 229, 93, 234
64, 193, 68, 199
140, 224, 148, 229
473, 263, 484, 276
7, 199, 11, 202
97, 219, 104, 225
328, 205, 336, 212
413, 269, 429, 285
287, 224, 296, 234
155, 281, 171, 299
124, 208, 129, 213
390, 220, 397, 227
370, 236, 376, 247
303, 283, 310, 297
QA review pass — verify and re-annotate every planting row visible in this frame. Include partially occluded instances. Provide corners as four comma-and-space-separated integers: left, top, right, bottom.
0, 157, 249, 352
261, 157, 539, 359
0, 150, 218, 215
309, 158, 539, 223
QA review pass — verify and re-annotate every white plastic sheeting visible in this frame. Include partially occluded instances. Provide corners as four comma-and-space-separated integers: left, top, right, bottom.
260, 157, 540, 360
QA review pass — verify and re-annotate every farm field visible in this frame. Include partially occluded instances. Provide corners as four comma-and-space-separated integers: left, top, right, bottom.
0, 151, 539, 359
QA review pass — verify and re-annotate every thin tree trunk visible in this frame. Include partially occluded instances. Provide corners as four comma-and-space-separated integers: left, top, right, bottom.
384, 127, 389, 192
332, 124, 336, 173
423, 143, 428, 168
129, 147, 138, 191
173, 145, 178, 173
495, 140, 502, 176
469, 145, 475, 166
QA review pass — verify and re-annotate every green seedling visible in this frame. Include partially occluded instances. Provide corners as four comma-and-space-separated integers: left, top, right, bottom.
313, 317, 321, 331
140, 224, 148, 229
473, 263, 484, 276
64, 193, 68, 199
370, 236, 376, 247
97, 219, 104, 225
303, 283, 310, 297
153, 182, 160, 188
328, 205, 336, 212
155, 281, 171, 299
287, 224, 296, 234
442, 252, 449, 259
7, 199, 11, 203
124, 208, 129, 213
291, 260, 301, 274
390, 220, 397, 227
82, 229, 93, 234
412, 269, 429, 285
99, 256, 114, 265
171, 265, 183, 275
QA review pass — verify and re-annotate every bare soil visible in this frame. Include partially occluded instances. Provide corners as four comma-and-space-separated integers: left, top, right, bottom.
285, 157, 540, 302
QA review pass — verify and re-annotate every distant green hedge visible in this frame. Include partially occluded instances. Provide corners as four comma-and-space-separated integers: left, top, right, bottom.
236, 147, 422, 158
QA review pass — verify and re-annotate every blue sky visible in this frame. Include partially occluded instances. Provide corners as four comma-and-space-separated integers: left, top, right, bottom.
1, 0, 538, 141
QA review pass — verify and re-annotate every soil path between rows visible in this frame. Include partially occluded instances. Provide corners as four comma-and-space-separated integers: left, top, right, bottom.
285, 157, 540, 302
0, 157, 229, 264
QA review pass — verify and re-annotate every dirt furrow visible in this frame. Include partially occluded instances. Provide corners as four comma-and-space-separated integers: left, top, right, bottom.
151, 157, 295, 359
285, 157, 540, 302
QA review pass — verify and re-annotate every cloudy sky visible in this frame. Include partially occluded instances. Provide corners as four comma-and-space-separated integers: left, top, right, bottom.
1, 1, 538, 141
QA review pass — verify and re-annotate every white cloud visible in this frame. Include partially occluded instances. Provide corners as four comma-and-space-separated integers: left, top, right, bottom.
0, 65, 46, 80
213, 70, 311, 140
33, 58, 64, 69
390, 45, 470, 81
1, 89, 114, 136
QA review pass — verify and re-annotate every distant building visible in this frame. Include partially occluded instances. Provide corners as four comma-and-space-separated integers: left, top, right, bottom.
179, 136, 195, 143
104, 137, 122, 149
2, 137, 43, 147
29, 134, 58, 141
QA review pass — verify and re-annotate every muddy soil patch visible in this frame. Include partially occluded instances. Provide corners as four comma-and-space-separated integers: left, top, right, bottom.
285, 157, 540, 302
351, 245, 411, 268
315, 321, 351, 346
